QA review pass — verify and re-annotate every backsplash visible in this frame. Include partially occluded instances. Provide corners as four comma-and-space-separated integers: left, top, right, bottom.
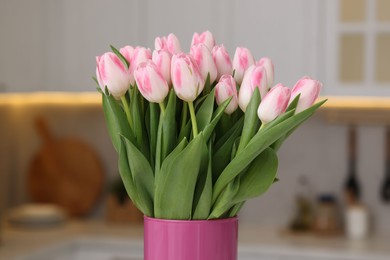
1, 100, 389, 234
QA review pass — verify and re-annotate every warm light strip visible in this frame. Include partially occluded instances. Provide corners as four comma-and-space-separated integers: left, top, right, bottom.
320, 96, 390, 110
0, 92, 102, 106
0, 93, 389, 111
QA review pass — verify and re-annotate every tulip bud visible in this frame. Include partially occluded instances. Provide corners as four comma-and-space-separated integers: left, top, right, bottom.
96, 52, 131, 99
119, 45, 134, 65
130, 47, 152, 75
152, 50, 172, 85
190, 43, 218, 83
191, 30, 215, 51
289, 76, 322, 113
257, 57, 274, 88
119, 45, 135, 85
134, 61, 169, 103
171, 53, 204, 102
212, 45, 233, 80
155, 33, 182, 55
257, 84, 291, 124
238, 65, 268, 112
233, 47, 255, 85
215, 75, 238, 114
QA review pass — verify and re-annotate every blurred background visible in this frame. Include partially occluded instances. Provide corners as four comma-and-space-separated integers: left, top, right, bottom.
1, 0, 390, 259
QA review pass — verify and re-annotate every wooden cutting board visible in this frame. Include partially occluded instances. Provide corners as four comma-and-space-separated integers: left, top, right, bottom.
27, 117, 105, 217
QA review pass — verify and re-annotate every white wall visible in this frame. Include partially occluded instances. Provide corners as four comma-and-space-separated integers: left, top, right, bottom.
0, 0, 321, 92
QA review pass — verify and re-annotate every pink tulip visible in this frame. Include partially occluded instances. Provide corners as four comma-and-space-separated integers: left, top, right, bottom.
155, 33, 182, 55
130, 47, 152, 75
215, 75, 238, 114
119, 45, 135, 85
134, 61, 169, 103
152, 50, 172, 85
96, 52, 131, 99
171, 53, 204, 102
238, 65, 268, 112
119, 45, 134, 65
190, 43, 218, 83
233, 47, 255, 85
257, 57, 274, 88
257, 84, 291, 124
191, 31, 215, 51
212, 45, 233, 80
289, 76, 322, 113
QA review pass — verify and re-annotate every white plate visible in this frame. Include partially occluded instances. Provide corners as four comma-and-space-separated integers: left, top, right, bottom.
8, 203, 66, 227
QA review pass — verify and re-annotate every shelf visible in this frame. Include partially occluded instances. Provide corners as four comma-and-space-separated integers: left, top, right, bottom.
0, 93, 389, 124
319, 96, 390, 125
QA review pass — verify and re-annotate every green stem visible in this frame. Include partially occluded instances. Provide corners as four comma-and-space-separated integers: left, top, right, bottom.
188, 101, 198, 137
159, 102, 166, 114
121, 96, 133, 131
180, 102, 188, 131
259, 123, 266, 132
154, 112, 163, 177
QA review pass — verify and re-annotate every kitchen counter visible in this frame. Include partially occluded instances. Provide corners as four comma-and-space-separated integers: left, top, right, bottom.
1, 220, 390, 259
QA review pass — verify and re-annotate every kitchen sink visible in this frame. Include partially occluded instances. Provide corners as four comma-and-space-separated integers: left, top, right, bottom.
16, 237, 389, 260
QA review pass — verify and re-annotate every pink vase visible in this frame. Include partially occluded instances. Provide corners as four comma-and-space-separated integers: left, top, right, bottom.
144, 216, 238, 260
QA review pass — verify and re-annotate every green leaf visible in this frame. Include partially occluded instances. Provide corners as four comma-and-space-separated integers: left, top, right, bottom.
212, 125, 242, 183
121, 136, 154, 216
196, 89, 215, 131
233, 147, 278, 203
110, 45, 130, 69
228, 201, 244, 217
154, 134, 206, 219
148, 103, 159, 168
236, 88, 261, 154
208, 177, 240, 219
102, 93, 135, 152
212, 100, 327, 203
130, 88, 146, 153
192, 141, 212, 219
203, 73, 212, 95
154, 138, 188, 195
118, 141, 149, 216
286, 94, 300, 112
178, 121, 191, 144
162, 90, 177, 160
92, 76, 99, 87
214, 117, 244, 151
203, 97, 232, 141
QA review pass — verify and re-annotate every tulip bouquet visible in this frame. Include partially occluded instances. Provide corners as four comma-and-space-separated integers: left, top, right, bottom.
95, 31, 325, 220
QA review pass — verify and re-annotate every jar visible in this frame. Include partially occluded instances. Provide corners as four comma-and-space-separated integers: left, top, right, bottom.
313, 194, 341, 236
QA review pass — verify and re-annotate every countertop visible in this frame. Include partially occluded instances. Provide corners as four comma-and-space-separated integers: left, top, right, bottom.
1, 220, 390, 259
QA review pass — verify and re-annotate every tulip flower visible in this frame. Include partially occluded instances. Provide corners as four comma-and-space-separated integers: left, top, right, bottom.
212, 45, 233, 80
96, 52, 132, 99
289, 76, 322, 113
233, 47, 255, 85
257, 57, 274, 88
152, 50, 172, 86
238, 65, 268, 112
120, 45, 134, 65
191, 31, 215, 51
171, 53, 204, 102
257, 83, 291, 124
119, 45, 135, 85
134, 61, 169, 104
130, 47, 152, 76
190, 43, 218, 83
215, 75, 238, 114
155, 33, 182, 55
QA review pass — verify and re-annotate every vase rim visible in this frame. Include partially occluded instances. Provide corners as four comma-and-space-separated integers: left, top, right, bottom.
144, 215, 238, 223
